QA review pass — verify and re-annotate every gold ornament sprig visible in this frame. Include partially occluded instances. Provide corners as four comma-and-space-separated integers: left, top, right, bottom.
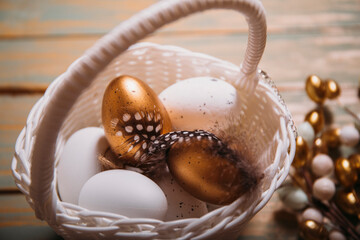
280, 75, 360, 240
293, 168, 360, 239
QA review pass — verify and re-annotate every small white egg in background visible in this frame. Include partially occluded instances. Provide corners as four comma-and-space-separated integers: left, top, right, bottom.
154, 168, 208, 221
313, 177, 336, 201
57, 127, 109, 204
311, 154, 334, 177
297, 122, 315, 147
329, 230, 347, 240
301, 207, 323, 223
79, 169, 168, 220
159, 77, 242, 131
340, 125, 360, 147
277, 185, 308, 210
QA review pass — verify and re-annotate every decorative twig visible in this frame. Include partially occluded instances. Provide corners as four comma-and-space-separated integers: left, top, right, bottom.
292, 168, 360, 240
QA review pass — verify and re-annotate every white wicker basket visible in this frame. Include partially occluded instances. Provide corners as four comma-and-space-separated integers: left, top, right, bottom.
12, 0, 296, 239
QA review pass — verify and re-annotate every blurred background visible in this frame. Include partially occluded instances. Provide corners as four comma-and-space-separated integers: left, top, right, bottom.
0, 0, 359, 239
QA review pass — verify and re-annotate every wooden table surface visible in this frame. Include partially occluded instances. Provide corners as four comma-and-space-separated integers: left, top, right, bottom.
0, 0, 359, 239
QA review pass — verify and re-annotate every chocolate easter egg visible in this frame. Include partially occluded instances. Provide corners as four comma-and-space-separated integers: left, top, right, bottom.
305, 75, 327, 104
102, 76, 172, 165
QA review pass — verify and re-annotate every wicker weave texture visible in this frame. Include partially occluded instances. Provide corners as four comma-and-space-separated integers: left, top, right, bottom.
12, 0, 295, 239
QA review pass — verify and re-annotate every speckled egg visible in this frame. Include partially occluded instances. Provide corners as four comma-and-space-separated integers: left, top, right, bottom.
158, 77, 242, 131
155, 169, 208, 221
145, 130, 261, 205
102, 76, 172, 165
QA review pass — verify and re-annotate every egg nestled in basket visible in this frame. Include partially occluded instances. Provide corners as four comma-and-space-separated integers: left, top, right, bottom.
99, 75, 263, 206
56, 75, 264, 221
101, 75, 172, 166
158, 76, 243, 132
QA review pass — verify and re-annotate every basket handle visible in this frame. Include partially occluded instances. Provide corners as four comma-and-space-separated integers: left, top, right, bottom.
30, 0, 266, 222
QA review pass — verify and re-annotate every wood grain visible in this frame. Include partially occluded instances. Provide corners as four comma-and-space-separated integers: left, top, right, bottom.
0, 0, 359, 37
1, 32, 359, 88
1, 0, 359, 238
0, 194, 45, 227
0, 226, 62, 240
238, 194, 298, 240
0, 95, 40, 190
0, 84, 47, 94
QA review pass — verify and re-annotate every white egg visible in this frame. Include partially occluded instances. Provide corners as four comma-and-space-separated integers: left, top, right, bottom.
277, 185, 308, 210
57, 127, 109, 204
313, 177, 335, 201
311, 154, 334, 177
329, 231, 346, 240
297, 122, 315, 147
155, 169, 208, 221
302, 208, 323, 223
78, 169, 168, 220
340, 125, 360, 147
159, 77, 242, 131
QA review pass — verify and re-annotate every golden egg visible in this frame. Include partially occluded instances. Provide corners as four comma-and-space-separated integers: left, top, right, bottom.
305, 109, 325, 134
166, 133, 258, 205
349, 154, 360, 174
325, 79, 341, 99
102, 75, 172, 165
335, 188, 360, 215
335, 157, 358, 188
321, 127, 340, 148
292, 136, 309, 168
313, 137, 328, 155
300, 220, 328, 240
305, 75, 327, 104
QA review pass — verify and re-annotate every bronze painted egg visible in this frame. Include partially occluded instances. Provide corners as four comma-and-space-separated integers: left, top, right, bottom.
102, 75, 172, 165
305, 75, 327, 104
164, 131, 258, 205
335, 157, 358, 188
305, 109, 325, 134
325, 79, 341, 99
292, 136, 309, 168
300, 220, 328, 240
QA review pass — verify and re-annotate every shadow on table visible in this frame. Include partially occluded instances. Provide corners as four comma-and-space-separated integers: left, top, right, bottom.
0, 226, 63, 240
